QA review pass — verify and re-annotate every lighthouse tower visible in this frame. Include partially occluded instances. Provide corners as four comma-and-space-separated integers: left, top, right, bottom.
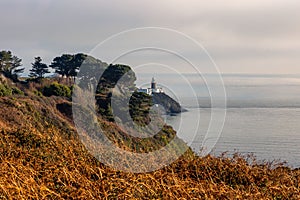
151, 77, 157, 90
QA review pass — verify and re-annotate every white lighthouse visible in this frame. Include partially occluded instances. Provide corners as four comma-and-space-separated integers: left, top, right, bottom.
137, 77, 164, 95
151, 77, 157, 90
150, 77, 163, 93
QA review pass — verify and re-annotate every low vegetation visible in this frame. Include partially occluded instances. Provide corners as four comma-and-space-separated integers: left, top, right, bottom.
42, 82, 72, 98
0, 83, 24, 97
0, 84, 12, 96
1, 99, 300, 199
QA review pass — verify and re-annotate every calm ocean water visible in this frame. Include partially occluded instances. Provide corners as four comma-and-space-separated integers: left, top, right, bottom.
137, 74, 300, 168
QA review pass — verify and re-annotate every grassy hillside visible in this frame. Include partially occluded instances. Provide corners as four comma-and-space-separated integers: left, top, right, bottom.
1, 75, 300, 199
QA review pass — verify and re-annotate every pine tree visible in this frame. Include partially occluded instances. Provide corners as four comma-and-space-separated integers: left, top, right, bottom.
29, 57, 50, 79
50, 53, 87, 84
0, 50, 24, 82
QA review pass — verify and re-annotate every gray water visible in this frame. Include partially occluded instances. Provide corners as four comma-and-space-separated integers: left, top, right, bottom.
167, 107, 300, 168
136, 74, 300, 168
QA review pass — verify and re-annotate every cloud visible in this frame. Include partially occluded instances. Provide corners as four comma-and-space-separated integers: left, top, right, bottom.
0, 0, 299, 74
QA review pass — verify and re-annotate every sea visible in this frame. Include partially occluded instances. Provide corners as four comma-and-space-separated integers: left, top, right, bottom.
136, 73, 300, 168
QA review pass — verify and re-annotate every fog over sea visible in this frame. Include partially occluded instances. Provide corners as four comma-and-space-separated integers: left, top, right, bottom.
137, 74, 300, 168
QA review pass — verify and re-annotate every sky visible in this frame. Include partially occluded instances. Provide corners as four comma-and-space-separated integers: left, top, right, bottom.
1, 0, 300, 74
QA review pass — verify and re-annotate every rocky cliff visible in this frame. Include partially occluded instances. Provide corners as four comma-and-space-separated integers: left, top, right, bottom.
152, 92, 186, 114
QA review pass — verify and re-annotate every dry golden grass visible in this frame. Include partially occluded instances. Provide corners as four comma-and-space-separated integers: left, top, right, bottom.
0, 95, 300, 199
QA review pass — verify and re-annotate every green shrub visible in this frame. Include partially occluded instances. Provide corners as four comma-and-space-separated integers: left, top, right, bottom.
12, 87, 24, 95
0, 84, 12, 96
43, 82, 72, 98
33, 90, 43, 97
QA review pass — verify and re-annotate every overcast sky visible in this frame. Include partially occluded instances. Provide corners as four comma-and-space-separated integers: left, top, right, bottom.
1, 0, 300, 74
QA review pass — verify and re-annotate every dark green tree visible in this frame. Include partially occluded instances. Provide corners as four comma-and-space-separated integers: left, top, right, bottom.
69, 53, 87, 82
0, 50, 24, 82
0, 51, 12, 72
76, 55, 108, 90
50, 53, 87, 84
50, 54, 73, 78
29, 57, 50, 79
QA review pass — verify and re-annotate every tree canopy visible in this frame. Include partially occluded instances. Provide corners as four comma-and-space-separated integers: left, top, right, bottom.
50, 53, 87, 82
0, 50, 24, 82
29, 57, 50, 79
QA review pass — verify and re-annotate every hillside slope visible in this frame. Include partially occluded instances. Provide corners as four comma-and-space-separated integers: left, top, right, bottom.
0, 88, 300, 199
1, 63, 300, 199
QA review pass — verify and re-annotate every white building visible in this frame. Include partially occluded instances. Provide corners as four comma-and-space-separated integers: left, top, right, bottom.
137, 88, 152, 95
137, 77, 164, 95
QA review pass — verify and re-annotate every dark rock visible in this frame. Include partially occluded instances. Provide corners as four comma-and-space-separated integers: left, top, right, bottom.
152, 93, 186, 114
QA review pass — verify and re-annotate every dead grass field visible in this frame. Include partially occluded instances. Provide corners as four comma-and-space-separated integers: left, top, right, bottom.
0, 94, 300, 199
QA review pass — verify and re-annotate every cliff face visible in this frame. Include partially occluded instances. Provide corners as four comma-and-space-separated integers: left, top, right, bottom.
152, 92, 186, 114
